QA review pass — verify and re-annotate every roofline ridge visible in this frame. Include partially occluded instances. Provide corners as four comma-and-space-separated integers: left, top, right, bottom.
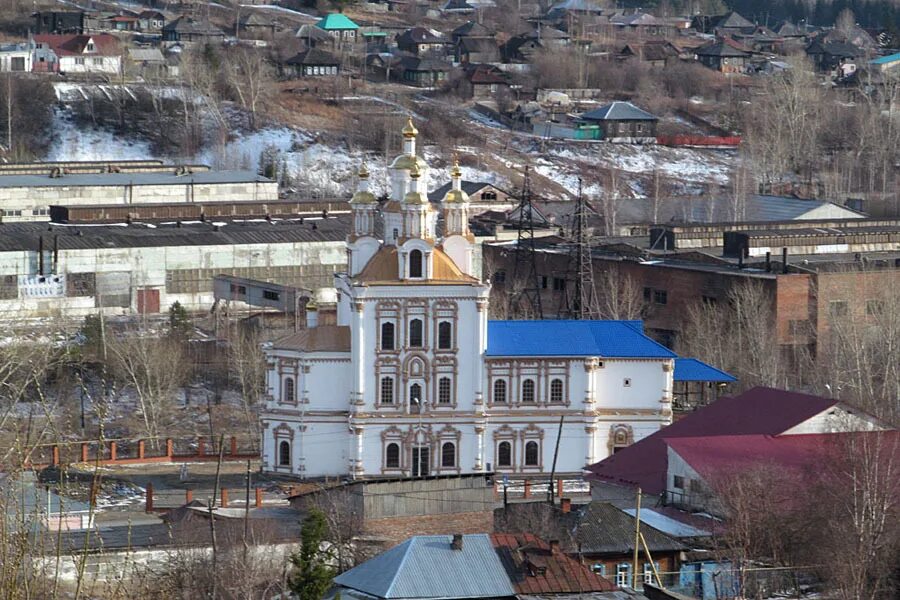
384, 536, 416, 597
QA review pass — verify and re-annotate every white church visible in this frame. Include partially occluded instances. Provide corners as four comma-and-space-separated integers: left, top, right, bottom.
260, 120, 730, 479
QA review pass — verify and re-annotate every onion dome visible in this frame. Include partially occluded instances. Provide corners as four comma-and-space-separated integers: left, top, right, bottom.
350, 161, 377, 204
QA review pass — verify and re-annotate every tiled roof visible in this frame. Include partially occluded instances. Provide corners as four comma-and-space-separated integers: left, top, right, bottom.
334, 534, 515, 599
572, 502, 687, 555
354, 246, 480, 285
673, 358, 735, 382
580, 101, 658, 122
272, 325, 351, 353
491, 532, 615, 594
585, 387, 841, 494
485, 320, 676, 358
33, 33, 120, 56
316, 13, 359, 31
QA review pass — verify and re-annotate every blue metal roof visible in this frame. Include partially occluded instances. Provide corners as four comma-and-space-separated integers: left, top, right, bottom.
870, 52, 900, 65
674, 358, 736, 382
485, 320, 676, 358
334, 534, 514, 599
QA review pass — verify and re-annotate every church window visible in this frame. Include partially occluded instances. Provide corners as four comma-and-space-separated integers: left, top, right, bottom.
278, 440, 291, 467
380, 376, 394, 404
283, 377, 295, 403
521, 379, 535, 403
525, 441, 539, 466
386, 442, 400, 468
497, 441, 512, 467
550, 379, 564, 403
438, 377, 452, 404
409, 383, 423, 409
381, 322, 395, 350
441, 442, 456, 468
392, 228, 399, 240
438, 321, 452, 349
409, 249, 423, 278
409, 319, 424, 347
493, 379, 507, 403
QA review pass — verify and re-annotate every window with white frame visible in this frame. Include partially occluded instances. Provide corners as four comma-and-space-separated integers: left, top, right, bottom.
521, 379, 535, 403
380, 376, 394, 404
283, 377, 296, 403
385, 442, 400, 468
497, 441, 512, 467
441, 442, 456, 468
550, 378, 564, 403
493, 379, 507, 403
437, 321, 452, 349
438, 377, 452, 404
278, 440, 291, 467
409, 249, 423, 278
616, 563, 631, 587
524, 440, 539, 466
409, 319, 424, 347
381, 321, 395, 350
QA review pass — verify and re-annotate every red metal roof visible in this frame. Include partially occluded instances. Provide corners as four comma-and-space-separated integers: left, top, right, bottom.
33, 34, 121, 57
585, 387, 839, 495
668, 431, 900, 489
490, 532, 615, 594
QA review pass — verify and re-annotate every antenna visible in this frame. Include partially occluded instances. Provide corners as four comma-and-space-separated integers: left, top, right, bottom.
508, 166, 543, 319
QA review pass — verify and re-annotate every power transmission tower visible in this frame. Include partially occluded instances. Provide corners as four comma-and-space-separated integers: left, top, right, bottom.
508, 166, 543, 319
561, 179, 599, 319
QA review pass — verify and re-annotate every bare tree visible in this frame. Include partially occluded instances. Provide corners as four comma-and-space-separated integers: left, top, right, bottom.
223, 47, 276, 131
595, 263, 645, 320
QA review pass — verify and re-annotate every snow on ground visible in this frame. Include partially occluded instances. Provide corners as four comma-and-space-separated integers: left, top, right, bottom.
242, 4, 318, 20
46, 107, 155, 162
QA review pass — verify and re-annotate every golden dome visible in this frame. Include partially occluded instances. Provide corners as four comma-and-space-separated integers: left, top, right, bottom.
443, 189, 469, 204
402, 117, 418, 138
350, 190, 377, 204
451, 155, 462, 178
409, 162, 421, 179
404, 190, 429, 205
389, 154, 428, 171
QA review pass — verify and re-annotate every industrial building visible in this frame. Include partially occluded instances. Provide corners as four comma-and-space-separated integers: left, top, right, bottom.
0, 167, 278, 222
0, 216, 350, 321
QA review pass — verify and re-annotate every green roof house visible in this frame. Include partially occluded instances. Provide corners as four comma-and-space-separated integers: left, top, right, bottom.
315, 13, 359, 44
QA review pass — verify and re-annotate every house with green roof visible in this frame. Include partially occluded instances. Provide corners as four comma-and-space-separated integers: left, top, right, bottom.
315, 13, 359, 44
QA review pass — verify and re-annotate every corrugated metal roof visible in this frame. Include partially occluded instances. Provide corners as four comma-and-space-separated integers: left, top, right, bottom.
485, 320, 676, 358
316, 13, 359, 30
0, 217, 350, 252
573, 502, 687, 555
622, 508, 711, 539
674, 358, 736, 382
334, 534, 516, 599
0, 170, 271, 189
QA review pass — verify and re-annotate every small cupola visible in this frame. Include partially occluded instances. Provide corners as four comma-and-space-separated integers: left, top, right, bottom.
349, 162, 377, 206
442, 157, 469, 205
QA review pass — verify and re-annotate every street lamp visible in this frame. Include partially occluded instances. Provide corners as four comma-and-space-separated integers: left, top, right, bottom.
411, 396, 428, 478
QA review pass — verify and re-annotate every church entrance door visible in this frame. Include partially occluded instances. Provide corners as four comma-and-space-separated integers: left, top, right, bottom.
411, 446, 429, 477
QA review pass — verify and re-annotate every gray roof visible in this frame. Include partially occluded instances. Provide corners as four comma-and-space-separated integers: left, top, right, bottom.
427, 180, 496, 202
0, 170, 271, 189
696, 41, 751, 57
334, 534, 516, 599
712, 11, 754, 29
573, 503, 687, 555
580, 101, 658, 121
0, 217, 350, 252
128, 47, 165, 62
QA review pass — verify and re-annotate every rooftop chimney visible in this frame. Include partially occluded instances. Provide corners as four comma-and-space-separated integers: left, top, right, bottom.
451, 534, 464, 551
549, 540, 560, 554
560, 498, 572, 513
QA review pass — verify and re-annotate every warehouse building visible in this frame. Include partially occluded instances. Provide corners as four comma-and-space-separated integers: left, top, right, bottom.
0, 169, 278, 222
0, 216, 349, 320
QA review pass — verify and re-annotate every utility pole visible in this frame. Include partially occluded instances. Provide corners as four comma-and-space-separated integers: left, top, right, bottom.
546, 415, 564, 503
633, 487, 642, 589
508, 166, 543, 319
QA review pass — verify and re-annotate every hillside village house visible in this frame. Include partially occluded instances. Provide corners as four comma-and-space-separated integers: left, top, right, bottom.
579, 101, 659, 143
33, 34, 121, 75
316, 13, 360, 46
0, 42, 33, 72
259, 120, 730, 479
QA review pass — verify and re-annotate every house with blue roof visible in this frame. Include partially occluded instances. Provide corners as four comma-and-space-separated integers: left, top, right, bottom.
259, 121, 732, 481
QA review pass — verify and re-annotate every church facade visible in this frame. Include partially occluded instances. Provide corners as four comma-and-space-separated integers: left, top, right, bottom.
260, 120, 722, 479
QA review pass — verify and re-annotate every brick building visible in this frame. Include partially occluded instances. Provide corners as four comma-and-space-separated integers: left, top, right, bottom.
482, 219, 900, 362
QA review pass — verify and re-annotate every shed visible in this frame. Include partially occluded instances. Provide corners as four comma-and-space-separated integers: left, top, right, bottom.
579, 102, 658, 142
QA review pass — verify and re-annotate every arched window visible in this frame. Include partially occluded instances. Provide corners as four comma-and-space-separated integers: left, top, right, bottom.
278, 440, 291, 467
521, 379, 535, 403
525, 441, 539, 466
550, 378, 564, 403
438, 377, 452, 404
283, 377, 295, 403
380, 376, 394, 404
409, 249, 423, 278
410, 383, 423, 410
409, 319, 423, 347
438, 321, 452, 350
441, 442, 456, 468
498, 441, 512, 467
386, 442, 400, 468
381, 322, 395, 350
493, 379, 507, 403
